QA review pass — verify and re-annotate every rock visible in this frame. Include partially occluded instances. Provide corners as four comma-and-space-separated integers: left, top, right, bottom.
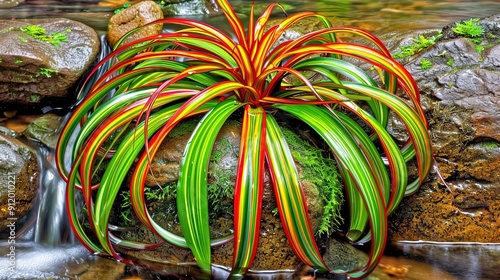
23, 114, 63, 149
107, 1, 164, 48
0, 134, 38, 232
267, 17, 326, 47
117, 120, 350, 271
0, 18, 99, 112
159, 0, 222, 16
323, 238, 367, 272
0, 242, 128, 279
387, 15, 500, 243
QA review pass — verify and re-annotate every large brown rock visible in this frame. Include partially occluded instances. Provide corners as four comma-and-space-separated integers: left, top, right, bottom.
0, 134, 38, 232
115, 121, 352, 272
0, 18, 99, 111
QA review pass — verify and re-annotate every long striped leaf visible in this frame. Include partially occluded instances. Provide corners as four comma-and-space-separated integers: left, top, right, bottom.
275, 104, 386, 278
265, 114, 328, 271
231, 105, 266, 276
177, 98, 244, 273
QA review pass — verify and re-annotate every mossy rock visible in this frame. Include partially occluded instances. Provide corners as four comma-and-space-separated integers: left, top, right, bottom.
0, 18, 99, 111
113, 117, 352, 272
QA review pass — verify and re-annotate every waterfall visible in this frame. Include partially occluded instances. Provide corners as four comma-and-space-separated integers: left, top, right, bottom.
18, 34, 111, 246
33, 144, 75, 245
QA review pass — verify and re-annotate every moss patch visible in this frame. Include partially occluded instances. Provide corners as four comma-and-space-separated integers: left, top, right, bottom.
281, 126, 344, 235
393, 32, 442, 58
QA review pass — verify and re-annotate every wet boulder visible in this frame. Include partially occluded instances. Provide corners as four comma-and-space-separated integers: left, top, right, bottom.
107, 1, 164, 48
0, 134, 38, 232
386, 15, 500, 243
0, 18, 99, 112
115, 121, 354, 272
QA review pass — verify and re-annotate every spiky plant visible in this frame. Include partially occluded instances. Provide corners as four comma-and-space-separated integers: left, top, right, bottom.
56, 0, 433, 278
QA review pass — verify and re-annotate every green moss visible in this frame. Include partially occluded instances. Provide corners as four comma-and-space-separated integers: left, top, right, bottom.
452, 18, 485, 54
419, 58, 433, 70
48, 32, 68, 47
29, 94, 40, 102
281, 127, 344, 236
37, 67, 58, 78
144, 186, 171, 201
452, 18, 484, 41
20, 25, 68, 47
15, 59, 23, 64
393, 32, 442, 58
20, 25, 46, 38
119, 191, 133, 223
446, 58, 454, 66
114, 3, 131, 14
271, 208, 279, 216
479, 140, 500, 149
120, 184, 177, 224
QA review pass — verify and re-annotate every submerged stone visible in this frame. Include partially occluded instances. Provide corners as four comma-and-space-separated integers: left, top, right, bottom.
392, 242, 500, 280
23, 113, 63, 149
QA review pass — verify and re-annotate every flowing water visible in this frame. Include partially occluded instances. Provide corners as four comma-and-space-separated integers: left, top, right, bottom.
1, 0, 500, 279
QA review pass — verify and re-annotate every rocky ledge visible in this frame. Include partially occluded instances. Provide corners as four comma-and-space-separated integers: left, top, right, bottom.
387, 15, 500, 244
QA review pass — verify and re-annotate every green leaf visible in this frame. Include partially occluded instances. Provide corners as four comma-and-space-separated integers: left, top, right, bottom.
231, 105, 266, 275
275, 104, 386, 276
265, 113, 328, 271
177, 98, 244, 273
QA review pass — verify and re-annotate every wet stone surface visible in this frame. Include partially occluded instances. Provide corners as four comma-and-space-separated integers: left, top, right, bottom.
23, 114, 63, 149
0, 18, 99, 112
0, 134, 38, 232
392, 242, 500, 280
0, 2, 499, 279
107, 1, 164, 48
387, 15, 500, 243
